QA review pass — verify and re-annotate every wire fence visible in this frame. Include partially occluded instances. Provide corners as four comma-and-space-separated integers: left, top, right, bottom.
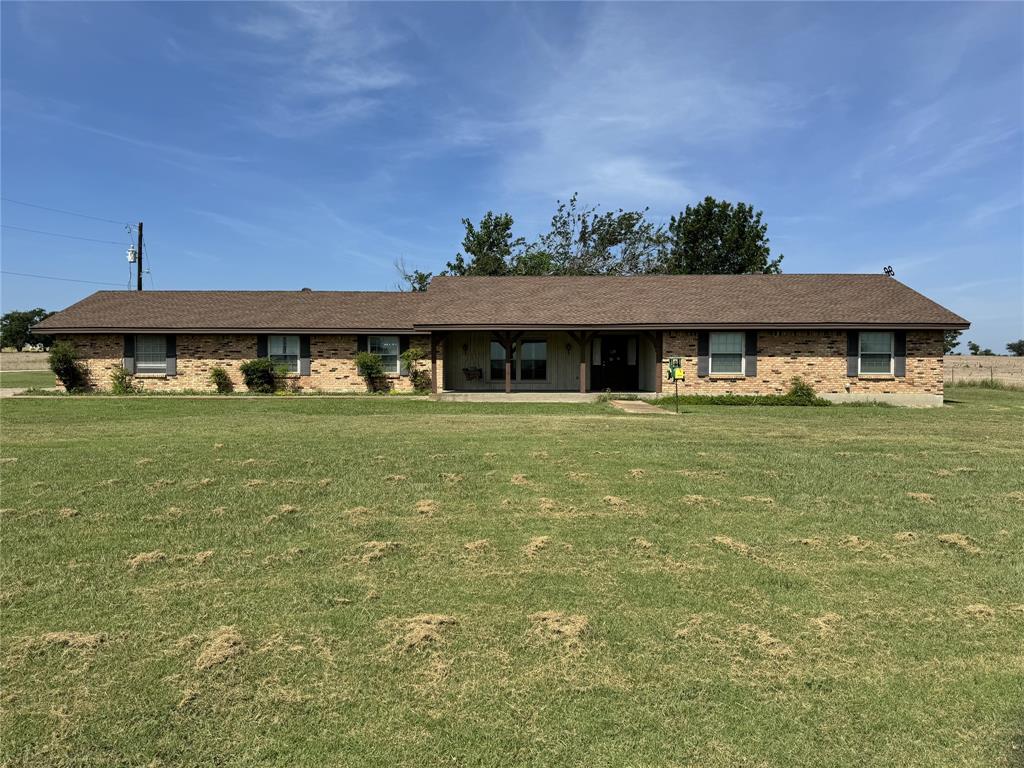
944, 356, 1024, 386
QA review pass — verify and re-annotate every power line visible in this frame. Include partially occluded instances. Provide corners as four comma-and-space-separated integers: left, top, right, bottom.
1, 224, 126, 246
0, 196, 130, 226
143, 235, 155, 288
1, 270, 124, 287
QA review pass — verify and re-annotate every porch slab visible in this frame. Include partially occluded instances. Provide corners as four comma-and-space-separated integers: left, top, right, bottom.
436, 391, 602, 403
608, 399, 675, 415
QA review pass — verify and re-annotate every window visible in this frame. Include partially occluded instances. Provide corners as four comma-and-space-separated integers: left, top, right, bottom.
709, 332, 744, 375
489, 341, 515, 380
269, 335, 300, 373
520, 340, 547, 381
136, 335, 167, 374
859, 331, 893, 375
369, 335, 400, 375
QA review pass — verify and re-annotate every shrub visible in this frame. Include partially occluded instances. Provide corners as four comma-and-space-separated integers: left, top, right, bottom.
239, 357, 279, 393
110, 365, 140, 394
48, 341, 89, 392
400, 346, 432, 392
209, 366, 233, 394
355, 351, 390, 393
780, 376, 824, 405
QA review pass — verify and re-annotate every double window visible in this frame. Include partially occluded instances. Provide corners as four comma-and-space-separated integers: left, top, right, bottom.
859, 331, 894, 375
269, 335, 300, 373
136, 335, 167, 374
489, 340, 547, 381
369, 335, 401, 375
709, 332, 744, 375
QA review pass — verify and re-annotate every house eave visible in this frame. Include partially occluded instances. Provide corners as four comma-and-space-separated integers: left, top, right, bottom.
412, 321, 971, 331
32, 327, 428, 335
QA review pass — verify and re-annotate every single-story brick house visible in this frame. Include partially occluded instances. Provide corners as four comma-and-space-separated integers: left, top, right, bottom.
33, 274, 969, 406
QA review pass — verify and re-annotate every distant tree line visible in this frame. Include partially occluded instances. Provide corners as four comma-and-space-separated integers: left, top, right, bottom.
398, 194, 783, 289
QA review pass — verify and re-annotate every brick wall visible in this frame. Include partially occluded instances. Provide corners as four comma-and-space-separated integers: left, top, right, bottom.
662, 330, 944, 396
58, 334, 442, 393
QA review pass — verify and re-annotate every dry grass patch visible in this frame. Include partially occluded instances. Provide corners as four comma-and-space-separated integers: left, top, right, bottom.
906, 492, 935, 503
893, 531, 919, 543
810, 612, 843, 637
194, 626, 244, 670
244, 479, 265, 488
674, 615, 704, 639
631, 537, 654, 550
712, 536, 752, 557
388, 614, 457, 652
510, 474, 529, 486
360, 541, 399, 563
415, 499, 437, 515
524, 536, 551, 557
317, 478, 332, 487
128, 551, 166, 570
682, 495, 719, 506
793, 537, 825, 548
463, 539, 490, 553
628, 468, 646, 479
603, 495, 627, 507
384, 474, 407, 483
538, 497, 557, 512
566, 471, 592, 481
193, 550, 215, 566
57, 507, 78, 518
739, 495, 775, 505
277, 504, 300, 514
964, 604, 995, 620
40, 631, 106, 650
839, 535, 872, 552
528, 611, 588, 645
439, 472, 463, 484
937, 533, 982, 555
736, 624, 791, 658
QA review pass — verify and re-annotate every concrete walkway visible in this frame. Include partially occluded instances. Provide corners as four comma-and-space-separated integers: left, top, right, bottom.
609, 399, 674, 415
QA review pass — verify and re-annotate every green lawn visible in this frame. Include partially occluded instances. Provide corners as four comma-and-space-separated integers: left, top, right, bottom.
1, 387, 1022, 767
0, 370, 54, 389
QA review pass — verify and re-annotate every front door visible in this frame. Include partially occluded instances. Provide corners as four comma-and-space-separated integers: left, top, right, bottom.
596, 336, 639, 391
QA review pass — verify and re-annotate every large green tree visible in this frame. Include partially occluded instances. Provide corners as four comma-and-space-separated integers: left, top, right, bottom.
659, 196, 783, 274
943, 330, 963, 354
530, 194, 667, 275
445, 212, 526, 276
1, 308, 53, 351
1006, 339, 1024, 356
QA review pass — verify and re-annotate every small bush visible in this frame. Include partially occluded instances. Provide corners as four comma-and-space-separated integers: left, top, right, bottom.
110, 365, 140, 394
400, 346, 431, 392
239, 357, 279, 393
780, 376, 824, 405
209, 366, 233, 394
48, 341, 89, 392
355, 352, 390, 393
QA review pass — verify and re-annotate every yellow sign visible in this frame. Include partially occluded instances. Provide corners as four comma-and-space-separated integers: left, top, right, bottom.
673, 367, 685, 381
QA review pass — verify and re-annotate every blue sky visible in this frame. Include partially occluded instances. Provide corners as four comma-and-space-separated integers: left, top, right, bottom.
1, 1, 1021, 349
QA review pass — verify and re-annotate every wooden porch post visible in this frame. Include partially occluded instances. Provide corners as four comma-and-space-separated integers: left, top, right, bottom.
569, 331, 594, 394
430, 332, 439, 395
655, 330, 664, 394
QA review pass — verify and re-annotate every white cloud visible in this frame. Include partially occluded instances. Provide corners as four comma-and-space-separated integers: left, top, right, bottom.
233, 3, 410, 138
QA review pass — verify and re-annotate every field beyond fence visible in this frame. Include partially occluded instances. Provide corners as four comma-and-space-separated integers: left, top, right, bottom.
0, 351, 49, 371
944, 355, 1024, 387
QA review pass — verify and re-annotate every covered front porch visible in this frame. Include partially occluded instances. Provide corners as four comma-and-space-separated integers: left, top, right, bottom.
429, 330, 664, 394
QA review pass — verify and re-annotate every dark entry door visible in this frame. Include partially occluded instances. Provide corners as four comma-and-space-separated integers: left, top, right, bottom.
598, 336, 638, 391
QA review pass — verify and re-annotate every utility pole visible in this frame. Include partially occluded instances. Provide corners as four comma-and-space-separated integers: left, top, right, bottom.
136, 221, 144, 291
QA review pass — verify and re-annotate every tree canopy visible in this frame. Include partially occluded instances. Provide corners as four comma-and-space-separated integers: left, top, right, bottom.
396, 193, 784, 289
1, 308, 53, 351
1006, 339, 1024, 356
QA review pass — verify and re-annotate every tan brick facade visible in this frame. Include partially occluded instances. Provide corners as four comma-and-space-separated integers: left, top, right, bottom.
58, 334, 442, 394
662, 330, 944, 396
58, 330, 940, 399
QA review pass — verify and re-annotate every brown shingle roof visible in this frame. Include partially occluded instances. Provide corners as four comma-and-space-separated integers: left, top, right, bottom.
33, 275, 969, 334
418, 275, 969, 329
33, 290, 425, 333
